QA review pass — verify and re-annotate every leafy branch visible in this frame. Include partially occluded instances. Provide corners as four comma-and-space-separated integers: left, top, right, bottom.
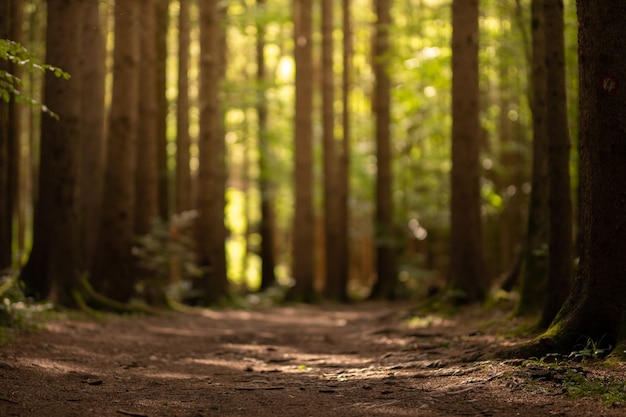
0, 39, 70, 118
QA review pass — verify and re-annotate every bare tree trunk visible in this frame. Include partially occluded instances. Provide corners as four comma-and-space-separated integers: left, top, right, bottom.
91, 0, 141, 302
256, 0, 277, 291
196, 0, 229, 303
0, 0, 13, 271
176, 0, 192, 213
449, 0, 486, 303
286, 0, 316, 302
135, 0, 159, 236
156, 0, 170, 221
321, 0, 344, 301
336, 0, 352, 302
541, 0, 573, 328
517, 0, 550, 316
369, 0, 397, 300
20, 0, 83, 306
80, 0, 106, 271
504, 1, 626, 358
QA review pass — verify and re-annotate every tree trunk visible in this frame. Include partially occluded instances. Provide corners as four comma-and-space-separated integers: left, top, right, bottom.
321, 0, 345, 301
503, 0, 626, 358
156, 0, 170, 221
176, 0, 192, 214
286, 0, 316, 302
517, 0, 550, 316
369, 0, 397, 301
449, 0, 486, 303
80, 0, 106, 271
135, 0, 159, 236
91, 0, 141, 302
336, 0, 352, 302
20, 0, 83, 306
196, 0, 229, 303
0, 0, 12, 271
540, 0, 572, 328
256, 0, 277, 291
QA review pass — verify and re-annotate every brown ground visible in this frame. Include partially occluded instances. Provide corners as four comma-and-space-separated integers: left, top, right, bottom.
1, 302, 625, 417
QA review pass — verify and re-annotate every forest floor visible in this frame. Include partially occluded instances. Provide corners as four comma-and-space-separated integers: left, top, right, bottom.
1, 301, 626, 417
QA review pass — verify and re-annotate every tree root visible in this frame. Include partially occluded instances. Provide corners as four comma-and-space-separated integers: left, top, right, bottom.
73, 275, 160, 316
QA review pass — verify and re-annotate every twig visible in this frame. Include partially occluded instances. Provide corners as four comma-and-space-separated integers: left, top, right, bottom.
116, 410, 149, 417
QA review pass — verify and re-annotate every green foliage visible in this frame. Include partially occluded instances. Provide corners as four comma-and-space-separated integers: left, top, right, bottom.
0, 38, 69, 118
131, 211, 204, 303
0, 271, 53, 344
522, 359, 626, 408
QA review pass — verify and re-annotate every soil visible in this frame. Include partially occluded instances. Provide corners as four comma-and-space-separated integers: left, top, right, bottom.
1, 302, 625, 417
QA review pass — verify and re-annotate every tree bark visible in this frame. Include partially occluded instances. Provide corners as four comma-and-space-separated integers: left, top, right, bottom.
135, 0, 160, 236
286, 0, 316, 302
20, 0, 83, 306
336, 0, 352, 302
156, 0, 170, 221
369, 0, 397, 300
196, 0, 229, 303
321, 0, 345, 301
502, 0, 626, 358
517, 0, 550, 316
540, 0, 572, 328
256, 0, 277, 291
176, 0, 192, 213
0, 0, 12, 271
91, 0, 141, 302
80, 0, 106, 271
449, 0, 486, 303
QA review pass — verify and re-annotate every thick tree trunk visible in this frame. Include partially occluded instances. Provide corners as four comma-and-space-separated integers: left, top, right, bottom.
80, 0, 106, 271
135, 0, 159, 236
369, 0, 397, 300
256, 0, 277, 291
196, 0, 229, 303
502, 1, 626, 358
541, 0, 573, 328
449, 0, 486, 303
156, 0, 170, 221
176, 0, 192, 214
321, 0, 345, 301
20, 0, 83, 306
91, 0, 141, 302
517, 0, 550, 316
0, 1, 12, 271
336, 0, 352, 302
286, 0, 316, 302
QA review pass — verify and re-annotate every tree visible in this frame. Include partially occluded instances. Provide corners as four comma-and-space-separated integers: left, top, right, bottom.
321, 0, 345, 301
156, 0, 170, 221
256, 0, 277, 291
0, 1, 13, 271
449, 0, 486, 303
20, 0, 82, 306
506, 0, 626, 357
540, 0, 573, 328
369, 0, 397, 300
91, 0, 141, 302
80, 0, 106, 270
0, 0, 23, 271
335, 0, 352, 302
517, 0, 550, 316
176, 0, 192, 214
135, 0, 160, 236
196, 0, 229, 303
286, 0, 316, 302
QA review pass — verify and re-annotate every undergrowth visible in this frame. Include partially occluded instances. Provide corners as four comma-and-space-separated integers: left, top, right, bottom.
0, 271, 53, 345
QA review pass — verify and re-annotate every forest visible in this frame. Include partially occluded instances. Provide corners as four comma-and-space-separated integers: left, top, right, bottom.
1, 0, 626, 362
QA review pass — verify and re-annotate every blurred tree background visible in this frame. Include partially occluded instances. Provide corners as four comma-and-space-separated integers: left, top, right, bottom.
0, 0, 580, 312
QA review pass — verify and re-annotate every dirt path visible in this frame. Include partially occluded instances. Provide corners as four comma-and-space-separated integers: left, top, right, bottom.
1, 302, 625, 417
